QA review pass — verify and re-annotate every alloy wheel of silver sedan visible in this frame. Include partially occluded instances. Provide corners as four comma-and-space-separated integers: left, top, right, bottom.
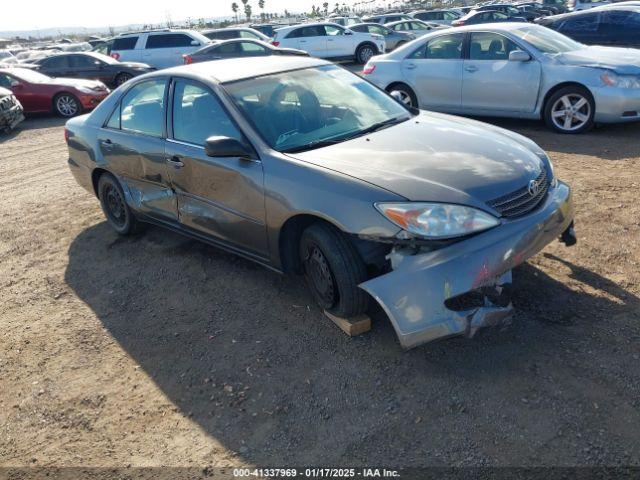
55, 94, 80, 117
551, 94, 592, 132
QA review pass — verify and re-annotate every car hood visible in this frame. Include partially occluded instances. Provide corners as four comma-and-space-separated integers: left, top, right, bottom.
555, 46, 640, 74
288, 111, 546, 211
49, 77, 106, 89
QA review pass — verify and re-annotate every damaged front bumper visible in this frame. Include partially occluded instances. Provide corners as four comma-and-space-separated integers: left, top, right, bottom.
360, 181, 575, 350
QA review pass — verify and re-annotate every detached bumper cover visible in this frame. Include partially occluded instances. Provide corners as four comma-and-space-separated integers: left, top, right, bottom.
360, 181, 574, 349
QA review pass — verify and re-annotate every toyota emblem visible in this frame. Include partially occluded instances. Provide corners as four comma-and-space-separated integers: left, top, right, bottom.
528, 179, 540, 197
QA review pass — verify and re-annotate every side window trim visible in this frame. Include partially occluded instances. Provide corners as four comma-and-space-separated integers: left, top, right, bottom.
100, 77, 170, 138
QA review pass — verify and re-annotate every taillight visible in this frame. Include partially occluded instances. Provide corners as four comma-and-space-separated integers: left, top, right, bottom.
111, 52, 120, 60
453, 20, 464, 26
362, 64, 376, 75
183, 54, 193, 65
64, 128, 70, 143
272, 41, 280, 47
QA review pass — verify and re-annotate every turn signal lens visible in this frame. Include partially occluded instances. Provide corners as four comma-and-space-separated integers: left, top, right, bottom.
375, 202, 500, 239
363, 63, 376, 75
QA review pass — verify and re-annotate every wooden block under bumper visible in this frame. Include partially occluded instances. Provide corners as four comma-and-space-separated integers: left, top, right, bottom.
323, 311, 371, 337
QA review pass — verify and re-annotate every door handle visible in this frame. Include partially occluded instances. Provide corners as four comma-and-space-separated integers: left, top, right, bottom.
300, 40, 307, 43
100, 139, 114, 149
405, 63, 416, 70
465, 65, 478, 73
166, 156, 184, 168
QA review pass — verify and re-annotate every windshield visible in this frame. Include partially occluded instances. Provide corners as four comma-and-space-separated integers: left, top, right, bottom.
11, 69, 52, 83
223, 65, 412, 153
511, 26, 584, 54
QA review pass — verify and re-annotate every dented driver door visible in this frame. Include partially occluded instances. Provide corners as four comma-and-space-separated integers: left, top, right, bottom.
98, 78, 178, 222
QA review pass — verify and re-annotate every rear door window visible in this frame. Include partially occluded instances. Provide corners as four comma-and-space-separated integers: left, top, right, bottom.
113, 36, 138, 51
146, 34, 194, 49
410, 33, 464, 59
68, 55, 98, 68
239, 30, 262, 40
117, 79, 167, 137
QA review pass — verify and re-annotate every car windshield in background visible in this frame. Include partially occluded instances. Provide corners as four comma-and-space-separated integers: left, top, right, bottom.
512, 26, 584, 54
223, 65, 411, 153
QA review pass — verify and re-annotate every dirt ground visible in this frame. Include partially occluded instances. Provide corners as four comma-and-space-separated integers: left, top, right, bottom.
0, 112, 639, 471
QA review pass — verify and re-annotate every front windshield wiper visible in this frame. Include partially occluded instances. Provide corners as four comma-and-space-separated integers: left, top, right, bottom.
280, 116, 409, 154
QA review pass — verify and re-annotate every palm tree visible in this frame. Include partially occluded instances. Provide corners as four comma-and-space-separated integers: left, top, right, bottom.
323, 2, 329, 15
231, 2, 239, 23
243, 1, 252, 22
258, 0, 265, 20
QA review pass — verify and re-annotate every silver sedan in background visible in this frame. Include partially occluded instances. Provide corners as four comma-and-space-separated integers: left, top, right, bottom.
363, 23, 640, 133
350, 23, 416, 51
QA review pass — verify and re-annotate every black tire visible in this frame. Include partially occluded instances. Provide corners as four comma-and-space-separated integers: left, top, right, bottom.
386, 83, 418, 108
97, 173, 144, 236
543, 85, 595, 134
53, 93, 81, 117
115, 72, 133, 86
355, 43, 377, 64
299, 223, 369, 318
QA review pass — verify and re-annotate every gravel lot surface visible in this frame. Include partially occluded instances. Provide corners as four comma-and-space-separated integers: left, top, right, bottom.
1, 112, 639, 469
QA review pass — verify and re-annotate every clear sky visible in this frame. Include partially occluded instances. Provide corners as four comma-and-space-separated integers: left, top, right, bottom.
2, 0, 377, 33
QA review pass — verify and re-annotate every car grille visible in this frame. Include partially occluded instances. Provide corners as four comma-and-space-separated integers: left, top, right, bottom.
487, 168, 549, 219
0, 95, 14, 111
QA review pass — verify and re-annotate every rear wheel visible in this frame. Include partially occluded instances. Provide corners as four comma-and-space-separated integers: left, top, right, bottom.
356, 44, 377, 64
386, 83, 418, 108
299, 223, 369, 318
97, 173, 143, 236
544, 86, 595, 134
54, 93, 80, 117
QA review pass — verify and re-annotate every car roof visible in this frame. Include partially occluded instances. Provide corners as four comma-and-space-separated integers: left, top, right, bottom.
385, 19, 424, 26
162, 55, 329, 83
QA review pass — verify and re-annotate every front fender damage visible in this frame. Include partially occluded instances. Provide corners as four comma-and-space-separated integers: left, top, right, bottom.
360, 182, 574, 350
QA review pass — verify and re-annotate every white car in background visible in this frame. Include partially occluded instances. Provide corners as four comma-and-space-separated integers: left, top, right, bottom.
106, 29, 211, 69
272, 23, 386, 64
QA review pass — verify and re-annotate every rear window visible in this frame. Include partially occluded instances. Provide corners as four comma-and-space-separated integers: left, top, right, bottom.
113, 36, 138, 51
146, 34, 195, 49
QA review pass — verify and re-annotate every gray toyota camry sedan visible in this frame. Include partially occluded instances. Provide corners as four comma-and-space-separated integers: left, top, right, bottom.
65, 56, 576, 349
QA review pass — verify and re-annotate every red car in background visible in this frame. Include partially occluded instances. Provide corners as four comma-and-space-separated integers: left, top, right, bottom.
0, 67, 110, 117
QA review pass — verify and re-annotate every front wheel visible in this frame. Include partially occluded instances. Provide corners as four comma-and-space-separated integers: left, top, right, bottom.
299, 223, 369, 318
54, 93, 81, 117
544, 86, 595, 134
97, 173, 144, 236
115, 72, 133, 86
356, 44, 377, 64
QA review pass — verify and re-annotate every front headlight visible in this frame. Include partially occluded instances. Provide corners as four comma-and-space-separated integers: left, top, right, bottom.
601, 71, 640, 89
375, 202, 500, 239
76, 86, 94, 94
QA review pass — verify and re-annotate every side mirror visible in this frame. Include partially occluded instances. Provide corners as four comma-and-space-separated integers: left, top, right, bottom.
10, 79, 21, 87
509, 50, 531, 62
344, 29, 353, 35
205, 136, 253, 159
191, 40, 201, 46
